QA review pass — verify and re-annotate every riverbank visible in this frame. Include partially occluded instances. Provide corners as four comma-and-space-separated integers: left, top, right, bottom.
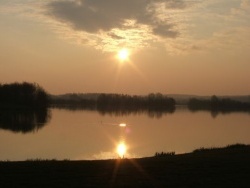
0, 144, 250, 187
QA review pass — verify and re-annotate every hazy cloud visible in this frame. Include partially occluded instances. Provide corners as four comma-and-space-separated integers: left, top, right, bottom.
241, 0, 250, 10
164, 0, 188, 9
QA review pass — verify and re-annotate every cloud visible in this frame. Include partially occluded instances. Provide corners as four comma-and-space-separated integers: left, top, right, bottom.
42, 0, 205, 52
3, 0, 249, 55
0, 0, 201, 53
45, 0, 192, 38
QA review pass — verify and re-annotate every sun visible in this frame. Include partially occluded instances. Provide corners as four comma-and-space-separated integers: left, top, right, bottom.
117, 48, 129, 61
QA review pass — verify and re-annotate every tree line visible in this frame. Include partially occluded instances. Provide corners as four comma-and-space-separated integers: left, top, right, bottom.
188, 95, 250, 112
97, 93, 175, 111
50, 93, 176, 113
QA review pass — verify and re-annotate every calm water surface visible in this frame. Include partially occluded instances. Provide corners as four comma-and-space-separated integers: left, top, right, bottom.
0, 108, 250, 161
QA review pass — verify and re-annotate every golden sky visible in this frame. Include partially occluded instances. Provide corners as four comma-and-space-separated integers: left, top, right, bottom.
0, 0, 250, 95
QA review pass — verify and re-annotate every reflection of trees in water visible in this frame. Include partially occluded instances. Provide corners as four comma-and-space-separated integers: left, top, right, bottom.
52, 105, 175, 118
0, 109, 51, 133
97, 108, 175, 118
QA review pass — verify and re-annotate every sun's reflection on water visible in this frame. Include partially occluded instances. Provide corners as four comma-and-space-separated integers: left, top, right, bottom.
117, 142, 127, 158
88, 121, 134, 159
119, 123, 126, 127
115, 122, 130, 158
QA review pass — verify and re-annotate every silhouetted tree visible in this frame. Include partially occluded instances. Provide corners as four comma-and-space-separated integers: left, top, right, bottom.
0, 82, 49, 109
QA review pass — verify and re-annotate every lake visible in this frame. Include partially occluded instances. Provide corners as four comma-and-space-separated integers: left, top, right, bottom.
0, 108, 250, 161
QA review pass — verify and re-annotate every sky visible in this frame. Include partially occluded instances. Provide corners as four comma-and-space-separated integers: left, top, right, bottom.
0, 0, 250, 95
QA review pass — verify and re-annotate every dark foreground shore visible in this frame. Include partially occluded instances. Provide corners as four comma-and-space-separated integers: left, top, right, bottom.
1, 144, 250, 188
